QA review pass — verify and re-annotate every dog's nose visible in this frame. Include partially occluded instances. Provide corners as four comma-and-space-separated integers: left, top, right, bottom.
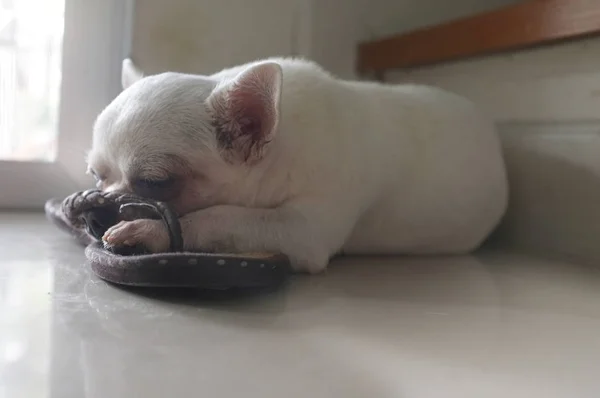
81, 207, 115, 240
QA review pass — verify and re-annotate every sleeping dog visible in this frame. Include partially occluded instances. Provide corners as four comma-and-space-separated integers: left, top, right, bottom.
86, 57, 508, 273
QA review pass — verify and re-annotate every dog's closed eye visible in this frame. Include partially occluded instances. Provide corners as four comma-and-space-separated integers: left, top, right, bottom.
132, 177, 177, 199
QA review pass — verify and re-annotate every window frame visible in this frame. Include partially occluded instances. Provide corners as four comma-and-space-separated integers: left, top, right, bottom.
0, 0, 134, 209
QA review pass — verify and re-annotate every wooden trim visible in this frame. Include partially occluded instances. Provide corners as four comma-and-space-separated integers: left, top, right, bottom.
357, 0, 600, 74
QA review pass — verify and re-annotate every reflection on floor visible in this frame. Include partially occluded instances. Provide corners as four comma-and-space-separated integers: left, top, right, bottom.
1, 212, 599, 398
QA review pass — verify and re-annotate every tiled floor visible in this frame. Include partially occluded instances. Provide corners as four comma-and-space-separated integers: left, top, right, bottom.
1, 212, 599, 398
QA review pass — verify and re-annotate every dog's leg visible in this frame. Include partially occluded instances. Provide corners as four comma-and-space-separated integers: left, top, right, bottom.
179, 202, 357, 273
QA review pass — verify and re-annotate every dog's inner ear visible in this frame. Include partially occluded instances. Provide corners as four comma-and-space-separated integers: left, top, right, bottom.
122, 58, 144, 90
207, 61, 283, 163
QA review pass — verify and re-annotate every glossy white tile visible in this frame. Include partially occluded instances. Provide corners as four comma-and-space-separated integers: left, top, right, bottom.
1, 213, 599, 398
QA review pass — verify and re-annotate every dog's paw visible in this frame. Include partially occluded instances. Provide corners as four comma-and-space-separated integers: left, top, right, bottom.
102, 219, 169, 253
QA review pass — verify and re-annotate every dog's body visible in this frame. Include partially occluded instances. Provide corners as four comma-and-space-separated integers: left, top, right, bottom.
87, 57, 508, 273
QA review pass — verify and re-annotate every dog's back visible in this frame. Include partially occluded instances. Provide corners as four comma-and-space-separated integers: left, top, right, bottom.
259, 58, 508, 255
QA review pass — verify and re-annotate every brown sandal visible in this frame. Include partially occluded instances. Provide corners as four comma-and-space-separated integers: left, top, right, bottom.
45, 190, 291, 289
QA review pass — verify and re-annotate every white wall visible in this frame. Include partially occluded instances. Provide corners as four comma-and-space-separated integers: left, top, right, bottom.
389, 38, 600, 123
130, 0, 517, 78
131, 0, 308, 75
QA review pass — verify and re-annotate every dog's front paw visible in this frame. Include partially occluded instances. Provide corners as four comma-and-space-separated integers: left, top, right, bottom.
102, 219, 169, 253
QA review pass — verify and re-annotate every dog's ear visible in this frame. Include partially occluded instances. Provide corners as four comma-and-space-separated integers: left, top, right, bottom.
122, 58, 144, 90
207, 61, 282, 163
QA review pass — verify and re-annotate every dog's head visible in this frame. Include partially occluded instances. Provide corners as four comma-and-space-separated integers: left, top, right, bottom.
86, 59, 283, 215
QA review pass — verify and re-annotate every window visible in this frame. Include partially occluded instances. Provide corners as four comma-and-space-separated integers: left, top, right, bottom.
0, 0, 63, 162
0, 0, 133, 208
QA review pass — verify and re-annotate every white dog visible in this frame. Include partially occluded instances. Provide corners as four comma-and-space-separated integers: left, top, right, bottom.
86, 57, 508, 273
